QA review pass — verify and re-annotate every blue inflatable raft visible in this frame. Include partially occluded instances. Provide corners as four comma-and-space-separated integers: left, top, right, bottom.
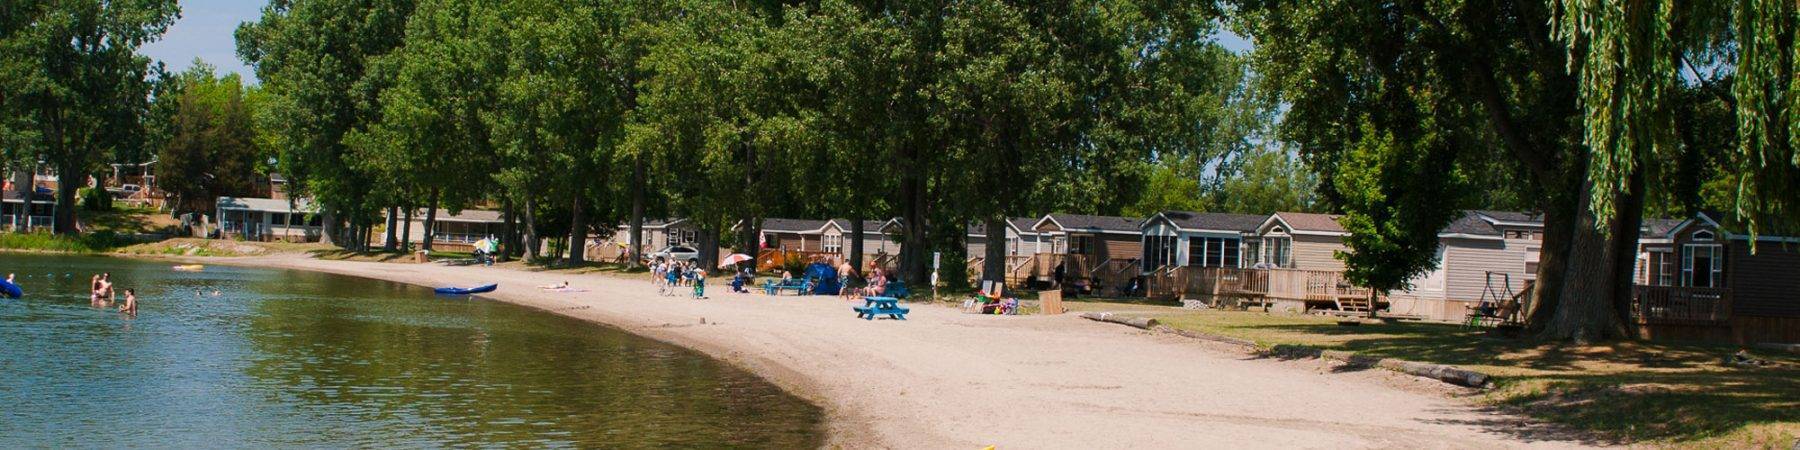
434, 283, 497, 296
0, 279, 21, 299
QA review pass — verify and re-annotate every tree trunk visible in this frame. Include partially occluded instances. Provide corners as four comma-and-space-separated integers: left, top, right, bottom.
740, 216, 759, 266
423, 200, 439, 252
15, 165, 35, 231
383, 206, 398, 251
1609, 169, 1646, 335
850, 217, 865, 271
401, 207, 413, 252
500, 197, 516, 262
697, 225, 719, 269
1527, 193, 1577, 329
319, 209, 337, 246
982, 217, 1007, 288
52, 163, 78, 234
899, 169, 930, 286
629, 157, 645, 268
1540, 176, 1625, 343
566, 193, 588, 266
523, 198, 539, 260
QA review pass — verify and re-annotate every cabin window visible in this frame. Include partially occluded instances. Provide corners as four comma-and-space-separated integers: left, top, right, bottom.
1188, 237, 1241, 268
1007, 236, 1020, 255
822, 234, 842, 253
674, 228, 697, 245
1691, 230, 1715, 242
1682, 244, 1723, 288
1656, 250, 1674, 286
270, 213, 288, 226
1068, 235, 1095, 256
1524, 246, 1541, 275
1143, 234, 1178, 271
1261, 237, 1292, 268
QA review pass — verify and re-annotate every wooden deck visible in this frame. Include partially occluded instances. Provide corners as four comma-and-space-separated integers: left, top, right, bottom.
1147, 267, 1373, 307
1629, 285, 1735, 342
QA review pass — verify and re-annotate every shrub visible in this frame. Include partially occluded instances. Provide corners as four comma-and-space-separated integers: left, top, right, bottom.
79, 187, 113, 212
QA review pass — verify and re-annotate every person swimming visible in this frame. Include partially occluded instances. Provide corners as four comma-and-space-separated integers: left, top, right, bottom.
119, 289, 137, 315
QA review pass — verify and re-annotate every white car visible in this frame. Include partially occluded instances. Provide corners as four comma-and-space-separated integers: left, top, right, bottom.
647, 246, 700, 265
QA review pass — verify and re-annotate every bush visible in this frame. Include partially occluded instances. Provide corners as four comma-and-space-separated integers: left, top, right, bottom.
79, 187, 113, 212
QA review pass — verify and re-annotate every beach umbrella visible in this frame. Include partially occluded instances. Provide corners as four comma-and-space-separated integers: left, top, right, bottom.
718, 253, 754, 268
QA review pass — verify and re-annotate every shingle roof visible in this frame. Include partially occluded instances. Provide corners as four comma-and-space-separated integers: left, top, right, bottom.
1156, 211, 1265, 233
967, 217, 1039, 236
428, 209, 504, 223
1441, 211, 1503, 236
1473, 210, 1544, 224
830, 219, 887, 232
1272, 212, 1345, 233
217, 196, 316, 212
1642, 217, 1684, 238
761, 218, 831, 233
1042, 214, 1143, 233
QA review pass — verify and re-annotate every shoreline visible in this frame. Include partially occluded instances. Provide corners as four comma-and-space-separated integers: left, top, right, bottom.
162, 253, 1587, 449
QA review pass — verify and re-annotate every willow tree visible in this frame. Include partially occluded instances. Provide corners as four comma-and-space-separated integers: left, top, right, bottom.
1539, 0, 1800, 339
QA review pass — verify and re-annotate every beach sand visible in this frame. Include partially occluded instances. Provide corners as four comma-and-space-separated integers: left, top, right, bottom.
236, 254, 1592, 449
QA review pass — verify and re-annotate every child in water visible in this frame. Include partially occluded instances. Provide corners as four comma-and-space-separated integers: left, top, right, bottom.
119, 289, 137, 315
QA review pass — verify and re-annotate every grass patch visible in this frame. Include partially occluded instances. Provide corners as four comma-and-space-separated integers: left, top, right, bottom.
0, 231, 137, 253
1066, 302, 1800, 447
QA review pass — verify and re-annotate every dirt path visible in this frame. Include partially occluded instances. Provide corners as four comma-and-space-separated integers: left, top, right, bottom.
233, 255, 1594, 449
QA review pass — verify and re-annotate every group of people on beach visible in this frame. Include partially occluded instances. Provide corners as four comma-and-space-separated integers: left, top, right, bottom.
651, 260, 706, 298
82, 273, 136, 315
834, 257, 889, 299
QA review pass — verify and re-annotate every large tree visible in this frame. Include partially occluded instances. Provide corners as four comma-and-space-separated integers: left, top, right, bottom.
154, 62, 265, 215
6, 0, 178, 234
238, 0, 416, 246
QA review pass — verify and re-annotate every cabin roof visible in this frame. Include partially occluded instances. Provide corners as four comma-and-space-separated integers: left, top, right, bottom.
216, 196, 315, 213
1150, 211, 1265, 233
1037, 213, 1144, 234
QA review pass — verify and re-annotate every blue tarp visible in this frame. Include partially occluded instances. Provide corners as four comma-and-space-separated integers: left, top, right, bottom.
805, 262, 840, 295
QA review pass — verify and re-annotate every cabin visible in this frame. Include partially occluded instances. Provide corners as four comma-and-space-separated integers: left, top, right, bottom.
965, 218, 1047, 258
1253, 212, 1350, 271
1631, 212, 1800, 344
1389, 211, 1544, 321
1138, 211, 1266, 272
981, 214, 1144, 291
215, 196, 323, 242
738, 218, 898, 270
594, 218, 703, 260
393, 209, 506, 252
1, 190, 55, 232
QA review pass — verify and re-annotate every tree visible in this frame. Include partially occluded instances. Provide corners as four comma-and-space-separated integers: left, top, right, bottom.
154, 62, 265, 215
238, 0, 416, 246
1212, 146, 1321, 214
1333, 120, 1469, 310
1234, 0, 1633, 340
7, 0, 179, 234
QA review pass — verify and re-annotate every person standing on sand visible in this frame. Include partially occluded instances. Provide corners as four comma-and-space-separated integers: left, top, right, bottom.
119, 289, 138, 315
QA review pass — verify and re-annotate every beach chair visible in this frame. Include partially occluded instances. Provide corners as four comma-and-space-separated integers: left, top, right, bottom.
962, 282, 1006, 313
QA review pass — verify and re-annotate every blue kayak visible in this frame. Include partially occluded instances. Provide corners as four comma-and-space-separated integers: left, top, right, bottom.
434, 284, 497, 296
0, 279, 21, 299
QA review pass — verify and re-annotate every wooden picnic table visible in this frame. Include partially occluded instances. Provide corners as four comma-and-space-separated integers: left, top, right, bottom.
855, 296, 909, 320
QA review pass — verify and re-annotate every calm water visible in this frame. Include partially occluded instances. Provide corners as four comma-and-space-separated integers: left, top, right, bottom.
0, 254, 821, 448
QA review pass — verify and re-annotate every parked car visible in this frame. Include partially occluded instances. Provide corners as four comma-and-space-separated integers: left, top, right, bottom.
647, 246, 700, 265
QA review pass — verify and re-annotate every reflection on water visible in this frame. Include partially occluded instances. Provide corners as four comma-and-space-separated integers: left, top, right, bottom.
0, 254, 820, 448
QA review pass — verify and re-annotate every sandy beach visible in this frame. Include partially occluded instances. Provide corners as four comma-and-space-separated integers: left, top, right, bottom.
232, 254, 1592, 449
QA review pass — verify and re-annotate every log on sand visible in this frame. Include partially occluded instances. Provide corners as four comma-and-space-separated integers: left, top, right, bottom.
1079, 312, 1159, 330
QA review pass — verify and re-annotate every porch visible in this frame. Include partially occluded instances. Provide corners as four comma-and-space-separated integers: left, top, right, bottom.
1628, 285, 1734, 342
1146, 266, 1375, 309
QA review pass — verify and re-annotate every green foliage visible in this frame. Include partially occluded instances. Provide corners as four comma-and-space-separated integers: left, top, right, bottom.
152, 62, 266, 216
1333, 120, 1467, 294
3, 0, 180, 233
0, 231, 132, 253
78, 187, 112, 212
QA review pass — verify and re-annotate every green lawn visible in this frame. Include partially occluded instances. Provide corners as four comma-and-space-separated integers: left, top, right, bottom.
1064, 301, 1799, 448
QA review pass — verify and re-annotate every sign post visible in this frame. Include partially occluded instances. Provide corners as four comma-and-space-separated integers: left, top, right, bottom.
931, 252, 941, 300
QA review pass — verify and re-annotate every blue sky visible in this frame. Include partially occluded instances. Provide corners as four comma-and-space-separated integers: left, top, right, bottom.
137, 1, 1253, 84
139, 0, 268, 81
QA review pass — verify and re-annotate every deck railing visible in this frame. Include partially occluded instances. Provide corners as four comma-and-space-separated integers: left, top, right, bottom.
1146, 266, 1371, 301
1630, 285, 1731, 325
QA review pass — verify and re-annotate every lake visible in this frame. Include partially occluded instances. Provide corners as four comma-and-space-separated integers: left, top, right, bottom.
0, 253, 821, 448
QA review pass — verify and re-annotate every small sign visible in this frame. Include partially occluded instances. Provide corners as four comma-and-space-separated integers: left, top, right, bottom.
933, 252, 941, 270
